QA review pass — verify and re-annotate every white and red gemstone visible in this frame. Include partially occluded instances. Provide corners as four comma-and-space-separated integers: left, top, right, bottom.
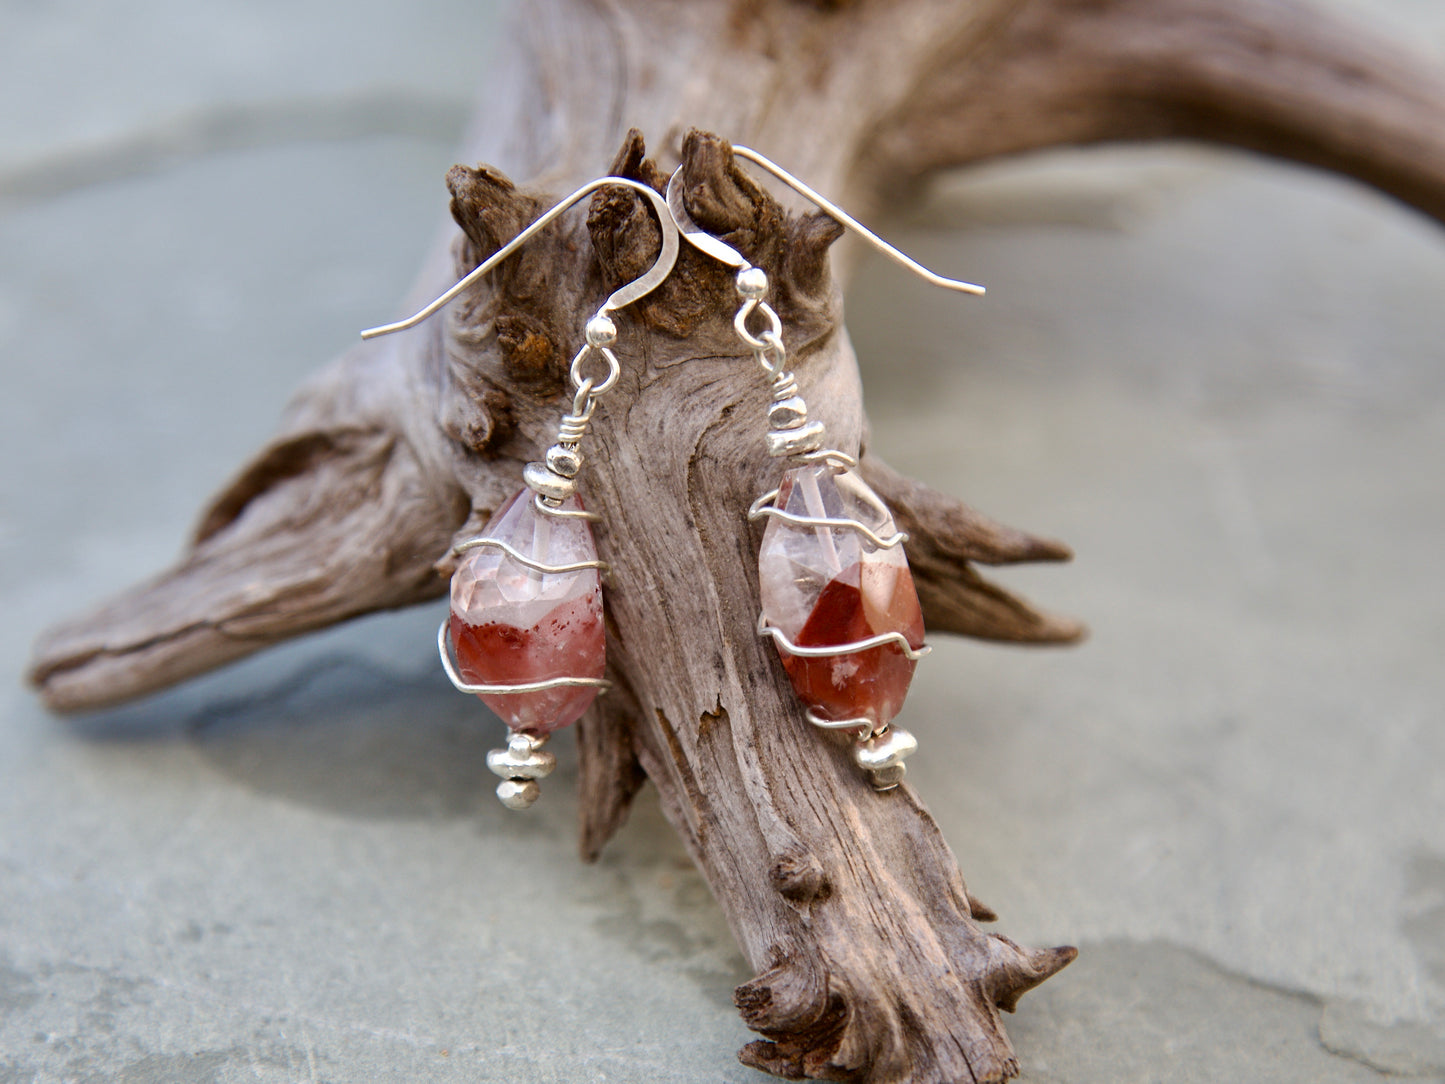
448, 489, 604, 734
758, 464, 925, 730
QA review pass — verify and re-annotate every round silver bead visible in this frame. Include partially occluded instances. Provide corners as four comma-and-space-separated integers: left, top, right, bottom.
545, 444, 583, 479
736, 267, 769, 299
866, 764, 908, 791
585, 314, 618, 347
496, 778, 541, 810
523, 461, 578, 502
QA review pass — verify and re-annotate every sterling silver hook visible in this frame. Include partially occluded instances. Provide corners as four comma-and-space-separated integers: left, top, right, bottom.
362, 176, 681, 339
724, 146, 985, 296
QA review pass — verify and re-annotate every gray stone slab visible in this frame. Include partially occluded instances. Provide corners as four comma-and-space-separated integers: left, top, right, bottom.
1012, 941, 1402, 1083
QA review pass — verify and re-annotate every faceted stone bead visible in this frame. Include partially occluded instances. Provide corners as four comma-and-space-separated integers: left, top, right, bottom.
448, 489, 604, 734
758, 464, 925, 730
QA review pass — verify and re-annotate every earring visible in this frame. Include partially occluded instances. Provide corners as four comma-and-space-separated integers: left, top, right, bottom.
363, 177, 680, 809
666, 148, 984, 791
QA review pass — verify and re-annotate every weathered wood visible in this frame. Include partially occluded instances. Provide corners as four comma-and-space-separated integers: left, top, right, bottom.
28, 1, 1445, 1079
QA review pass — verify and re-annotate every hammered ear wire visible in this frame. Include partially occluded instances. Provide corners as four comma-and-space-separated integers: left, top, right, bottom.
668, 146, 984, 296
362, 176, 680, 339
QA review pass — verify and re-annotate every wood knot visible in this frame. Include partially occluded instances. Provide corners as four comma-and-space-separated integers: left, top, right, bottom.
769, 849, 830, 903
439, 384, 512, 455
735, 946, 837, 1032
446, 163, 544, 267
671, 129, 843, 347
735, 946, 847, 1079
983, 935, 1078, 1013
494, 313, 563, 391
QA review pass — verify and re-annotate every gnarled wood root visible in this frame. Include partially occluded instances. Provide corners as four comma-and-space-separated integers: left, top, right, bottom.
28, 0, 1445, 1078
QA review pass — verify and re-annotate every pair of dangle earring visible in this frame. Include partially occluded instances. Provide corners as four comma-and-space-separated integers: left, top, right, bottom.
666, 148, 985, 790
363, 178, 680, 809
365, 150, 981, 804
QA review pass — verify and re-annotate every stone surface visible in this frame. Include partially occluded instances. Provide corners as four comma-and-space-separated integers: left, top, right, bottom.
1009, 941, 1406, 1083
3, 0, 1445, 1079
450, 489, 605, 733
758, 464, 925, 728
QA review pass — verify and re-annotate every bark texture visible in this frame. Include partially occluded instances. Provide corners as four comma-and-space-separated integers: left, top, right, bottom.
28, 1, 1445, 1080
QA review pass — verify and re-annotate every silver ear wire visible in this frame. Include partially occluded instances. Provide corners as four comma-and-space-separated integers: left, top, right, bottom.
362, 176, 681, 340
729, 146, 985, 297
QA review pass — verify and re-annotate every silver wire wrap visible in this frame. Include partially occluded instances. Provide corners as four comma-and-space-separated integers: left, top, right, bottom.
805, 708, 883, 750
796, 448, 856, 469
805, 710, 878, 733
363, 175, 681, 527
532, 494, 598, 520
746, 490, 908, 550
437, 621, 610, 697
451, 536, 607, 574
519, 337, 624, 519
757, 613, 931, 663
735, 277, 932, 783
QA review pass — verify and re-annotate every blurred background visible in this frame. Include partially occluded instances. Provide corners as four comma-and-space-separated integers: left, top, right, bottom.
2, 1, 1443, 1080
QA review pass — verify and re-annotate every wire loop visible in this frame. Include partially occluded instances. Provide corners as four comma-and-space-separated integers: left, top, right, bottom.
734, 300, 784, 352
569, 344, 620, 398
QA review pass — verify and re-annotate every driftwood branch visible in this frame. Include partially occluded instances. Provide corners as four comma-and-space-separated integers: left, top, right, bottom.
28, 0, 1445, 1079
883, 0, 1445, 223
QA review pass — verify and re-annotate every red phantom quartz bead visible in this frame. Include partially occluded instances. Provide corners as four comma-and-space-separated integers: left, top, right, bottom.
448, 489, 605, 734
757, 464, 925, 730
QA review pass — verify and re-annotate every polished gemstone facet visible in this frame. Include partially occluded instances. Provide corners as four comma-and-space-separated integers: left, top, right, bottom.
448, 489, 604, 733
758, 465, 925, 729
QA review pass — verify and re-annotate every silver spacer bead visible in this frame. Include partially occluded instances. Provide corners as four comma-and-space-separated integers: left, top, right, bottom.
766, 420, 826, 458
487, 736, 558, 781
768, 396, 809, 431
545, 443, 583, 479
585, 314, 618, 347
736, 267, 769, 299
524, 461, 578, 502
496, 778, 541, 810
